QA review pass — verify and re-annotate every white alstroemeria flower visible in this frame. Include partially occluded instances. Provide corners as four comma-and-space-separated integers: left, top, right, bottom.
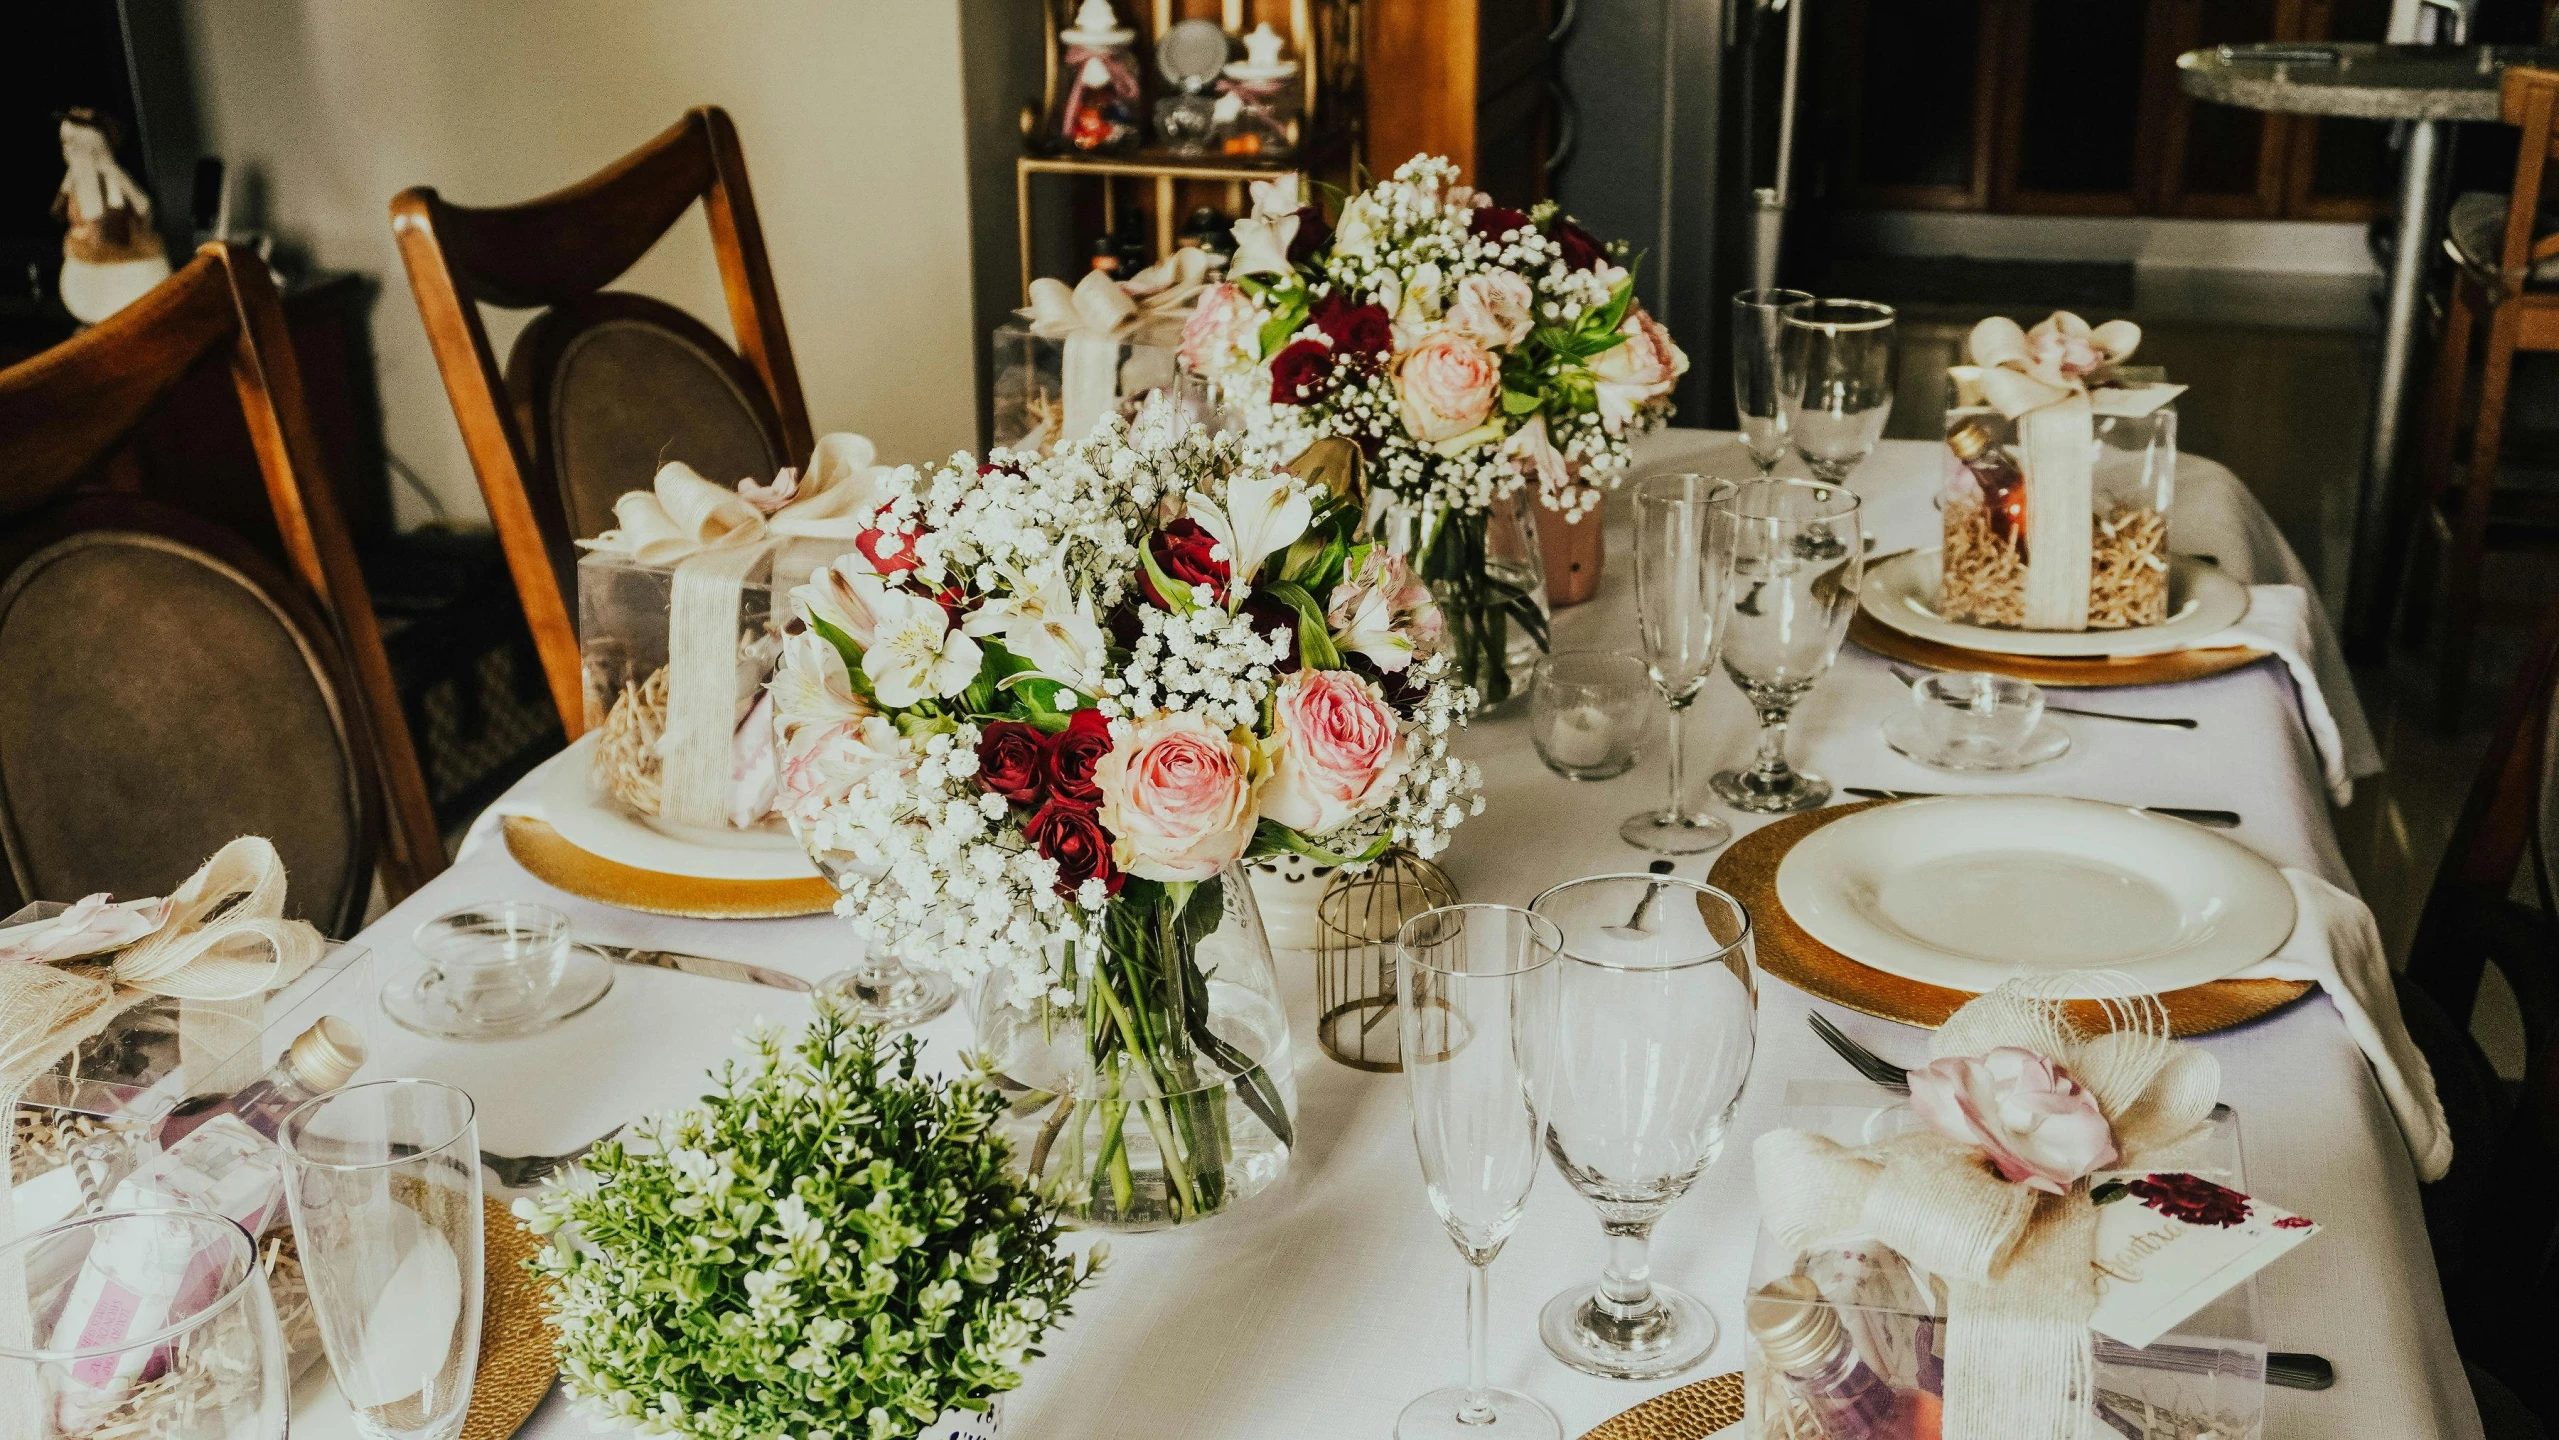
1331, 197, 1380, 261
790, 561, 887, 649
1229, 212, 1300, 280
1188, 473, 1312, 591
862, 588, 982, 707
962, 566, 1107, 686
1249, 173, 1303, 219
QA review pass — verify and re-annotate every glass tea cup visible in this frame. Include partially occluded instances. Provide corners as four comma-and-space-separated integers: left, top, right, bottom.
1908, 671, 2045, 765
1531, 652, 1650, 781
411, 903, 571, 1028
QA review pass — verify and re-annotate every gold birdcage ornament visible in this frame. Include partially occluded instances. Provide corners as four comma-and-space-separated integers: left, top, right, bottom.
1315, 849, 1458, 1072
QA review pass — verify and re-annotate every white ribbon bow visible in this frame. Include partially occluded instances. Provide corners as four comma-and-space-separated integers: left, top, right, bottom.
577, 432, 889, 568
1026, 250, 1216, 446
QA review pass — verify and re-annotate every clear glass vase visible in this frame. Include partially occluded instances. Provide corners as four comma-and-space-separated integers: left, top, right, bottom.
973, 861, 1297, 1230
1377, 489, 1552, 709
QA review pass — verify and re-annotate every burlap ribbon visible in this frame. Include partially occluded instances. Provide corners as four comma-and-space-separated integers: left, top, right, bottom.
0, 838, 322, 1439
1754, 981, 2221, 1440
579, 435, 886, 829
1027, 248, 1214, 447
1948, 315, 2183, 630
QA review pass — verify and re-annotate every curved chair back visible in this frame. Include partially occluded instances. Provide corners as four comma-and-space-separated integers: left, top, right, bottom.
391, 106, 811, 736
0, 244, 443, 915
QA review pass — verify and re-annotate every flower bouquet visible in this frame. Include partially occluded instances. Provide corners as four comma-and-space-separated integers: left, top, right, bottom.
521, 995, 1098, 1440
1180, 159, 1688, 702
767, 407, 1482, 1227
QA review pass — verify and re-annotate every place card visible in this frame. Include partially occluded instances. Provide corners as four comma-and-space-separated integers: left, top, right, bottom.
2087, 1171, 2320, 1349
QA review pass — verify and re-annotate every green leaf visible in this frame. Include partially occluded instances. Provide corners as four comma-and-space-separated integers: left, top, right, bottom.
1499, 387, 1543, 417
1258, 578, 1343, 670
1177, 876, 1225, 951
806, 615, 880, 704
1257, 299, 1310, 358
1248, 818, 1391, 867
1138, 544, 1197, 615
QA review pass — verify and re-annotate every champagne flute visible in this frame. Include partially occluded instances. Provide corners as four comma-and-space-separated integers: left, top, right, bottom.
1395, 904, 1565, 1440
1623, 474, 1740, 854
1712, 478, 1864, 813
1781, 299, 1897, 487
1732, 288, 1814, 474
1528, 874, 1757, 1380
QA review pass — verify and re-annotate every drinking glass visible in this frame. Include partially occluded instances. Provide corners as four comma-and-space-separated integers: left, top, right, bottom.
1395, 904, 1565, 1440
280, 1079, 484, 1440
386, 901, 579, 1038
1781, 299, 1897, 486
0, 1208, 290, 1440
1712, 478, 1864, 814
1732, 288, 1814, 474
809, 855, 958, 1028
1528, 875, 1757, 1380
1624, 474, 1740, 854
1531, 651, 1650, 781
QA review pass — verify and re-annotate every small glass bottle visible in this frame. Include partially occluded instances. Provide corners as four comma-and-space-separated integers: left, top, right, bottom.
158, 1015, 367, 1145
1948, 417, 2027, 556
1047, 0, 1142, 155
1748, 1274, 1915, 1440
1213, 23, 1302, 158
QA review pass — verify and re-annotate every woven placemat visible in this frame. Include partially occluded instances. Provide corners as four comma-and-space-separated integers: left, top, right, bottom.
1706, 801, 2313, 1036
462, 1195, 559, 1440
503, 815, 838, 918
1848, 611, 2270, 689
1581, 1371, 1744, 1440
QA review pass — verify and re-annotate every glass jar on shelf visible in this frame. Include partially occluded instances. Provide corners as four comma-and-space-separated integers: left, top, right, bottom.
1152, 17, 1229, 156
1213, 22, 1302, 159
1044, 0, 1142, 155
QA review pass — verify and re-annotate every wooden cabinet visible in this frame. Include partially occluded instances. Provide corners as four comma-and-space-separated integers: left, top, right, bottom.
1823, 0, 2389, 220
1368, 0, 1556, 201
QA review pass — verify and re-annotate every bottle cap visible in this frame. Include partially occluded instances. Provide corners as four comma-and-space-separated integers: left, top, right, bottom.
1063, 0, 1134, 46
1223, 22, 1299, 82
284, 1015, 366, 1094
1948, 419, 1996, 463
1746, 1273, 1846, 1375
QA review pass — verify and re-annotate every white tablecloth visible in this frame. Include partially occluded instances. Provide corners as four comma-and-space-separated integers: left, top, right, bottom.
300, 433, 2477, 1440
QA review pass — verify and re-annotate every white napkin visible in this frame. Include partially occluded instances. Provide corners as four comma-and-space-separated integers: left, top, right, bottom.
2235, 870, 2451, 1182
2192, 584, 2382, 808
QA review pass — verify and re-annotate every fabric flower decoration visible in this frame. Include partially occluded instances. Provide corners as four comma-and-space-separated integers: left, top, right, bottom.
1908, 1046, 2119, 1195
2125, 1173, 2252, 1228
0, 892, 169, 965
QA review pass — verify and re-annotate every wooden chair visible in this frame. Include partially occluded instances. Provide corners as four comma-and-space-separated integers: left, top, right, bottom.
390, 106, 812, 738
0, 244, 444, 925
2410, 66, 2559, 725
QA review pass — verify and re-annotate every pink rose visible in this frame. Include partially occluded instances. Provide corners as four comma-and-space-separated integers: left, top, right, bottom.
1909, 1047, 2119, 1195
1395, 328, 1502, 443
1588, 307, 1688, 428
2026, 326, 2103, 379
1180, 282, 1264, 380
775, 713, 908, 834
1261, 670, 1409, 837
1095, 713, 1263, 881
1446, 271, 1535, 349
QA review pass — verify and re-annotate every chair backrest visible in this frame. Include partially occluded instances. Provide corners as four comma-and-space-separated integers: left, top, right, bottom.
391, 106, 812, 738
2497, 68, 2559, 293
0, 245, 445, 917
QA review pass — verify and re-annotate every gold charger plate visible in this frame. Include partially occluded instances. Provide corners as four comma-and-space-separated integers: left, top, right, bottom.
1581, 1371, 1744, 1440
464, 1196, 560, 1440
1848, 611, 2270, 689
503, 816, 839, 919
1707, 802, 2312, 1037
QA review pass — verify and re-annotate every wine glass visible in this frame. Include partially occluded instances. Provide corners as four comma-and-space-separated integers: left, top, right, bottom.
1623, 474, 1740, 854
1781, 299, 1897, 487
280, 1079, 484, 1440
0, 1208, 291, 1440
810, 855, 957, 1028
1732, 288, 1814, 474
1395, 904, 1565, 1440
1712, 478, 1864, 814
1528, 874, 1757, 1380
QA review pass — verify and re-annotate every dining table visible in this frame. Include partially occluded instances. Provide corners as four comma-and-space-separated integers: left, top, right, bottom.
291, 430, 2478, 1440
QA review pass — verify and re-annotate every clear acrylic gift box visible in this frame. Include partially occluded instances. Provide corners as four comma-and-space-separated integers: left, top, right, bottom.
990, 311, 1213, 456
1743, 1081, 2266, 1440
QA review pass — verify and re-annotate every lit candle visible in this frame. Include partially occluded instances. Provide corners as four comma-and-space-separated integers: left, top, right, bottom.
1547, 703, 1617, 769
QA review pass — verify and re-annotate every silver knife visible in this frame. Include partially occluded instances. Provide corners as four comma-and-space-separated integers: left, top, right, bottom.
581, 943, 814, 992
1843, 788, 2241, 828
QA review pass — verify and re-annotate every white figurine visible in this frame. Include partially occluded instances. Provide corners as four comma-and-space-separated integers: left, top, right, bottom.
53, 109, 171, 324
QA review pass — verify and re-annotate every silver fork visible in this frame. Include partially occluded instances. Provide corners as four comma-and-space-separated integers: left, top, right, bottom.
480, 1124, 624, 1188
1887, 664, 2199, 730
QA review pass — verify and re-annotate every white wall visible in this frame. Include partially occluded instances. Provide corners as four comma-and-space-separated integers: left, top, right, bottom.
177, 0, 978, 529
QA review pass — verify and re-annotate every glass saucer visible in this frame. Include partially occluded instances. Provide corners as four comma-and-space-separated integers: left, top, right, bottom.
383, 943, 615, 1041
1880, 709, 2070, 773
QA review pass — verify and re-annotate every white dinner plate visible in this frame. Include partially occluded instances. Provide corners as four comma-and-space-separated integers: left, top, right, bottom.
1774, 795, 2296, 997
1860, 549, 2250, 658
533, 734, 823, 882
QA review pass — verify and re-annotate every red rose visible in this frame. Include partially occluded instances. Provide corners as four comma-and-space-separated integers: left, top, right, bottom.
1552, 217, 1607, 271
1027, 798, 1122, 896
1268, 338, 1335, 404
1143, 517, 1231, 608
1286, 205, 1331, 265
975, 721, 1049, 807
2126, 1173, 2253, 1229
1309, 293, 1393, 361
854, 527, 923, 575
1469, 206, 1532, 243
1045, 707, 1114, 806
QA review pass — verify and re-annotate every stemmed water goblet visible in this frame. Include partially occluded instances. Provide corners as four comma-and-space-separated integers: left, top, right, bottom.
1780, 299, 1897, 487
1711, 478, 1864, 814
1528, 874, 1757, 1379
1622, 474, 1740, 855
1395, 904, 1565, 1440
807, 854, 956, 1027
1732, 289, 1814, 474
